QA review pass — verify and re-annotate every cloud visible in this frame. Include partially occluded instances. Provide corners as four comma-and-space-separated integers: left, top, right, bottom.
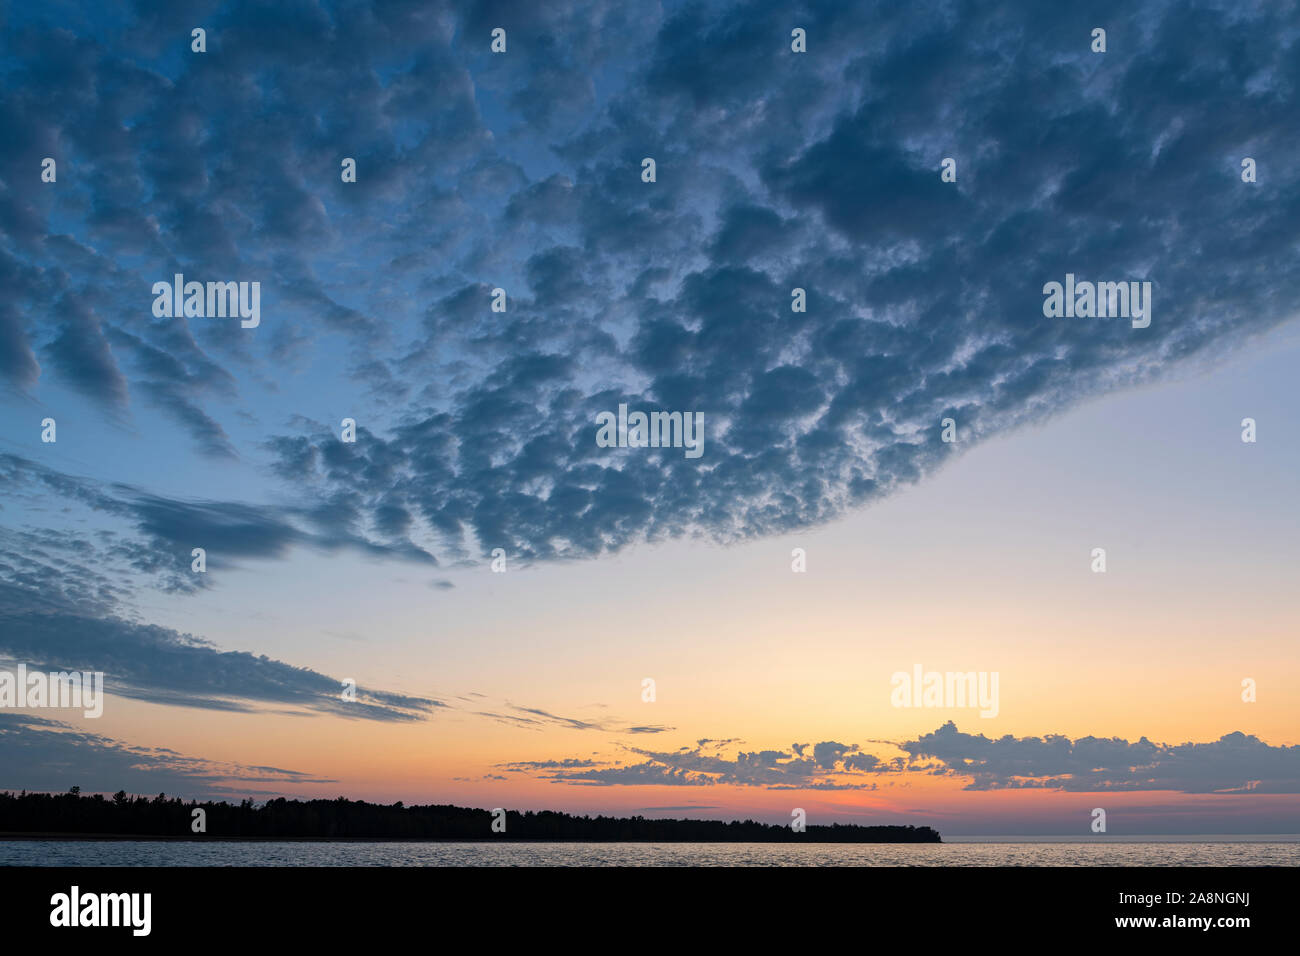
507, 738, 888, 789
0, 453, 437, 585
903, 721, 1300, 794
0, 513, 657, 732
0, 524, 445, 722
253, 0, 1298, 565
0, 713, 334, 797
0, 588, 445, 722
40, 299, 129, 408
0, 0, 1293, 571
473, 704, 672, 736
503, 722, 1300, 794
0, 302, 40, 389
495, 759, 602, 772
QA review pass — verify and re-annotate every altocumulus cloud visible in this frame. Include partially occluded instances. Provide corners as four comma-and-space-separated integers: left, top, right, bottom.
0, 0, 1296, 571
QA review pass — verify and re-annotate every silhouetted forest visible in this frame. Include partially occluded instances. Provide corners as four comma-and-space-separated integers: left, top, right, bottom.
0, 789, 941, 842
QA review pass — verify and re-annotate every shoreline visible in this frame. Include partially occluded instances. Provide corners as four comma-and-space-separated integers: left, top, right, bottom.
0, 832, 943, 844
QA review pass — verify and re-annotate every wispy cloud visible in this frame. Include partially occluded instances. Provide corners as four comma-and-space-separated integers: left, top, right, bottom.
474, 704, 673, 736
0, 714, 335, 797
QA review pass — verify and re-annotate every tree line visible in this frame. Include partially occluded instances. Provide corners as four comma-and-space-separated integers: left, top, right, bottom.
0, 789, 941, 842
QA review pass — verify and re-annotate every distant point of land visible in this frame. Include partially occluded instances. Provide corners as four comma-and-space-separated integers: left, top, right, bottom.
0, 791, 941, 843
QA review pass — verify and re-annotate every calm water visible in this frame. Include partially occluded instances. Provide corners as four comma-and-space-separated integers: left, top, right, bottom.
3, 838, 1298, 866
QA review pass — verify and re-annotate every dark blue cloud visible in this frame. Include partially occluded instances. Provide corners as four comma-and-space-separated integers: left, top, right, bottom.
0, 580, 446, 722
905, 722, 1300, 794
505, 723, 1300, 794
0, 2, 1295, 583
512, 737, 887, 789
0, 713, 334, 797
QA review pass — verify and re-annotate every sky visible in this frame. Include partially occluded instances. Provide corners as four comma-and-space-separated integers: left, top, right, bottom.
1, 0, 1298, 836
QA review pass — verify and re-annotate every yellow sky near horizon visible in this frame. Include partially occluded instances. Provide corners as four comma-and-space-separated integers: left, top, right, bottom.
11, 328, 1298, 834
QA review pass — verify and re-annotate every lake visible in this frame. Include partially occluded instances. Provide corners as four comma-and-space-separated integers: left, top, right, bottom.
3, 837, 1298, 866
